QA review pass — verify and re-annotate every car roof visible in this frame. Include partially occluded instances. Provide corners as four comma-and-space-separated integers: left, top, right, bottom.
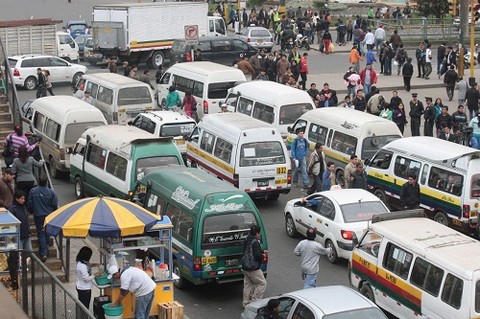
139, 111, 196, 124
9, 54, 56, 60
174, 36, 240, 42
284, 286, 378, 314
311, 189, 381, 205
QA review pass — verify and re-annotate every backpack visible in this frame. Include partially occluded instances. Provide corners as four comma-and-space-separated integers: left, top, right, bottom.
242, 239, 259, 269
2, 134, 14, 158
388, 47, 395, 59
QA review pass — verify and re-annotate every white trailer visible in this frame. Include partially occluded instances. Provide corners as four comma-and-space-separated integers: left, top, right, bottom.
0, 19, 79, 62
92, 2, 226, 68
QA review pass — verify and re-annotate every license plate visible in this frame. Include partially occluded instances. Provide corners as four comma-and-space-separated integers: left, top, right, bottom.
225, 258, 238, 266
257, 180, 269, 187
175, 139, 185, 145
276, 167, 287, 174
257, 39, 264, 44
275, 179, 288, 184
201, 256, 217, 264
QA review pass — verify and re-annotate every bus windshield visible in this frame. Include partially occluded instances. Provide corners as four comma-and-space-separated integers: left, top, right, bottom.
202, 212, 258, 249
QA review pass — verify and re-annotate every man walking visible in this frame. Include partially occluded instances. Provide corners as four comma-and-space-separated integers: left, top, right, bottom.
27, 175, 58, 262
456, 76, 469, 106
0, 168, 14, 209
466, 82, 480, 120
359, 64, 377, 95
409, 93, 424, 136
415, 42, 425, 78
242, 225, 267, 308
400, 173, 420, 209
294, 227, 331, 289
299, 53, 309, 91
291, 129, 309, 189
402, 57, 414, 92
343, 155, 359, 188
437, 42, 446, 79
444, 65, 458, 102
423, 97, 435, 137
307, 143, 325, 195
36, 68, 47, 98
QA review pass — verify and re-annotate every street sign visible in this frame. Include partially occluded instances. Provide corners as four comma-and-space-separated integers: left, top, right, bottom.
184, 25, 199, 45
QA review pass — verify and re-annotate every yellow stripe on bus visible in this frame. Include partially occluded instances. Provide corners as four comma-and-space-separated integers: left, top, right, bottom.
187, 144, 235, 174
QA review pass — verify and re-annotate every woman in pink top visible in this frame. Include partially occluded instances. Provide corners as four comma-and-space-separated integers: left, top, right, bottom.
182, 90, 197, 121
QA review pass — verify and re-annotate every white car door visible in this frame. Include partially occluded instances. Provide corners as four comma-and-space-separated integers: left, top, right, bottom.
47, 57, 71, 83
294, 196, 324, 236
312, 196, 337, 245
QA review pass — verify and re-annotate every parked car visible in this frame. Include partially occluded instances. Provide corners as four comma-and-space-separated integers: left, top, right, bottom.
241, 285, 388, 319
283, 189, 390, 263
8, 54, 87, 90
170, 36, 257, 65
75, 34, 92, 60
235, 26, 274, 52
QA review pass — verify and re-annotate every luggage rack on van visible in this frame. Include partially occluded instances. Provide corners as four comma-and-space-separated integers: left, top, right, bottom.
371, 209, 426, 223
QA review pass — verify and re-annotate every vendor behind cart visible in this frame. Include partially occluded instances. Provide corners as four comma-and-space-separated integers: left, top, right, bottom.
108, 265, 156, 319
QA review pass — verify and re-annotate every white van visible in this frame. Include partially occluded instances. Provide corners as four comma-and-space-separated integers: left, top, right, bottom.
129, 111, 197, 156
74, 73, 156, 125
22, 96, 108, 178
157, 61, 246, 118
350, 211, 480, 319
225, 81, 314, 137
287, 108, 402, 186
186, 112, 291, 200
69, 125, 184, 199
365, 136, 480, 235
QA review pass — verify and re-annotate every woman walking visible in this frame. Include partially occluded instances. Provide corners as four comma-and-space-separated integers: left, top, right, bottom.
45, 70, 55, 96
11, 145, 44, 199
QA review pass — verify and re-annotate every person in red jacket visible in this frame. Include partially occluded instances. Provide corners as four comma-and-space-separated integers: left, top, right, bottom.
299, 53, 309, 91
359, 63, 378, 95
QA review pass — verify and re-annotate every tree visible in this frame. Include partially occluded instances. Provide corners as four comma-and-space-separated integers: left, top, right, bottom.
416, 0, 449, 18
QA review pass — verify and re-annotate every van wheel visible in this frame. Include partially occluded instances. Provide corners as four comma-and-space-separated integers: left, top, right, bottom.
148, 51, 164, 69
285, 214, 298, 238
325, 239, 339, 264
49, 158, 60, 179
72, 72, 84, 86
24, 77, 37, 90
336, 170, 345, 188
373, 188, 389, 209
173, 259, 188, 289
190, 161, 197, 168
74, 177, 86, 199
360, 283, 375, 303
434, 211, 450, 227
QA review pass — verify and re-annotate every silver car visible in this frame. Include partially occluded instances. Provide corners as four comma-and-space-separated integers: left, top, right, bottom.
241, 285, 388, 319
236, 27, 274, 52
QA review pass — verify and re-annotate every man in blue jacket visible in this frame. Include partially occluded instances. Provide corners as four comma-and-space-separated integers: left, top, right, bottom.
27, 175, 58, 262
291, 129, 310, 188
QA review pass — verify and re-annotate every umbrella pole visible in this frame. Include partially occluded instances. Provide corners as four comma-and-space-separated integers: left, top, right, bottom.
66, 238, 70, 282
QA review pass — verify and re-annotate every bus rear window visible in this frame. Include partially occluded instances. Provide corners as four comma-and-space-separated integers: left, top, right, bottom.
361, 135, 401, 160
160, 122, 196, 138
279, 103, 312, 125
207, 82, 238, 99
240, 142, 285, 167
136, 156, 181, 181
202, 212, 258, 248
471, 174, 480, 198
118, 87, 152, 106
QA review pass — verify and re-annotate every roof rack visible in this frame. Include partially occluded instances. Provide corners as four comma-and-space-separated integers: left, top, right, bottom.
371, 209, 426, 223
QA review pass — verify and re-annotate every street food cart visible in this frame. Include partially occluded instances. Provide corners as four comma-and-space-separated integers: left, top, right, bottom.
98, 217, 175, 318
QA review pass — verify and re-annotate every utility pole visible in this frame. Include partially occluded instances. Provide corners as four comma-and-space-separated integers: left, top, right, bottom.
458, 0, 469, 77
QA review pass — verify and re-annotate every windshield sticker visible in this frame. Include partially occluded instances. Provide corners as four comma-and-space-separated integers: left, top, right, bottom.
206, 231, 249, 243
172, 186, 200, 209
205, 203, 244, 213
243, 148, 256, 157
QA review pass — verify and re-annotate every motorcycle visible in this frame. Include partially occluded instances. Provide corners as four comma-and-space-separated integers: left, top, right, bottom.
295, 34, 310, 51
464, 44, 479, 69
282, 38, 294, 52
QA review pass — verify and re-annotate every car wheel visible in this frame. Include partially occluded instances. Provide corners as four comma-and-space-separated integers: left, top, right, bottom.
325, 239, 339, 264
49, 157, 60, 179
74, 176, 86, 199
173, 259, 188, 289
285, 213, 298, 238
24, 77, 37, 90
373, 188, 389, 208
148, 51, 164, 69
434, 211, 450, 227
72, 72, 84, 86
360, 283, 375, 303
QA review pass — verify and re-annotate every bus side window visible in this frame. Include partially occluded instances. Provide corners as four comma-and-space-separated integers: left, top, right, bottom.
383, 242, 413, 280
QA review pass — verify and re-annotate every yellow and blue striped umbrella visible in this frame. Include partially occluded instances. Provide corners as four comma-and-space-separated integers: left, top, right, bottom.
44, 196, 160, 238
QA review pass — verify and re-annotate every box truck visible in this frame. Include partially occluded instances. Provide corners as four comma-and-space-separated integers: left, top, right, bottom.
0, 19, 79, 62
92, 2, 226, 68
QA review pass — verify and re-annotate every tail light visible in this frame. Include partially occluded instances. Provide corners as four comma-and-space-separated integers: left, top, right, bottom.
193, 257, 202, 271
463, 205, 471, 219
247, 37, 250, 42
341, 230, 355, 240
270, 37, 273, 42
472, 190, 480, 197
287, 169, 292, 184
13, 68, 20, 76
233, 173, 239, 188
203, 100, 208, 114
186, 51, 192, 62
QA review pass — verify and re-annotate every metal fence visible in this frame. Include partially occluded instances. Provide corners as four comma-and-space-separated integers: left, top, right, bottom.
16, 251, 96, 319
0, 32, 21, 124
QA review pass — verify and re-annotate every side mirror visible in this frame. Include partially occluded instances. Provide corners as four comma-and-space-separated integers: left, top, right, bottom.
185, 135, 192, 142
127, 120, 133, 126
287, 126, 292, 133
352, 233, 359, 248
364, 158, 371, 166
66, 147, 73, 155
293, 200, 303, 207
